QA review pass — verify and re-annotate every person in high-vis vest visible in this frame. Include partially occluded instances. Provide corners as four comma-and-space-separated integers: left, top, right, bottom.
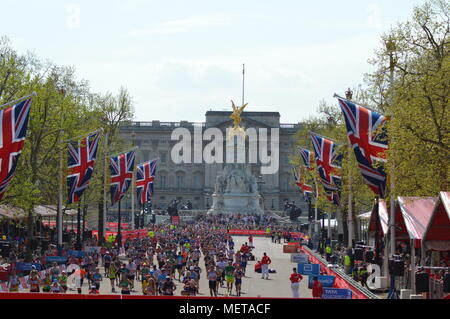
344, 253, 352, 275
265, 227, 271, 238
359, 266, 368, 287
325, 245, 332, 262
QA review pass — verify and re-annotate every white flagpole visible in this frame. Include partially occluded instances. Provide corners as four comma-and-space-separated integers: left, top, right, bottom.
131, 166, 135, 230
63, 128, 103, 143
58, 127, 63, 252
0, 92, 36, 109
348, 168, 353, 248
103, 132, 108, 240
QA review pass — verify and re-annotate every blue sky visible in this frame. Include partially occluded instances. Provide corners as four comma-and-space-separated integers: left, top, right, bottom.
1, 0, 423, 123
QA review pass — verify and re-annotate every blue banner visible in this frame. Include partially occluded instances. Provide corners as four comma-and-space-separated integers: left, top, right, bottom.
308, 275, 335, 288
15, 262, 42, 271
45, 256, 67, 264
291, 253, 309, 264
68, 250, 85, 258
298, 263, 320, 275
321, 287, 352, 299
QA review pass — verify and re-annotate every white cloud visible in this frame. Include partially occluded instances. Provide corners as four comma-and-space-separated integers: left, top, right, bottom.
66, 3, 81, 30
367, 3, 383, 29
130, 14, 235, 37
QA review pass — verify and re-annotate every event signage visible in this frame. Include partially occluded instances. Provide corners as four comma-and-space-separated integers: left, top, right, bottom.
321, 287, 352, 299
68, 250, 85, 258
45, 256, 67, 264
308, 275, 335, 288
85, 246, 101, 253
291, 253, 309, 264
15, 262, 42, 271
298, 263, 320, 275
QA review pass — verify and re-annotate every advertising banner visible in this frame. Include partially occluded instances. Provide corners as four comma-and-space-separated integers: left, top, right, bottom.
298, 263, 320, 275
307, 275, 335, 288
68, 250, 85, 258
45, 256, 67, 264
290, 253, 309, 264
15, 262, 42, 271
321, 287, 352, 299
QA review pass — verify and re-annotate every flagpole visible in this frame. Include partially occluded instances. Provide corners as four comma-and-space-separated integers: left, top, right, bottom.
309, 131, 340, 143
102, 132, 108, 242
117, 199, 122, 247
109, 146, 138, 158
76, 201, 82, 251
0, 92, 36, 109
333, 93, 380, 113
348, 167, 353, 248
242, 63, 245, 106
131, 133, 136, 230
313, 177, 319, 235
57, 129, 63, 255
387, 37, 397, 299
63, 128, 103, 143
57, 91, 64, 256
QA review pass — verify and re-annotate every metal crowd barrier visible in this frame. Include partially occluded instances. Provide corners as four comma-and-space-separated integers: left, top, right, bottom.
303, 246, 381, 299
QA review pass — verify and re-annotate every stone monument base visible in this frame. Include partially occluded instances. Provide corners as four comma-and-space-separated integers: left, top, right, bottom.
208, 192, 264, 215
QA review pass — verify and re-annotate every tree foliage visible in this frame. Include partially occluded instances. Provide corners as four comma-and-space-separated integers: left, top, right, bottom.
0, 36, 135, 257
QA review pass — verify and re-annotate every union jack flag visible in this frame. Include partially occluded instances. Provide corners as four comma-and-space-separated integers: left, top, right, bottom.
67, 131, 101, 204
0, 97, 32, 201
110, 150, 135, 205
310, 132, 342, 205
293, 166, 314, 203
337, 97, 388, 198
136, 159, 157, 205
298, 147, 313, 170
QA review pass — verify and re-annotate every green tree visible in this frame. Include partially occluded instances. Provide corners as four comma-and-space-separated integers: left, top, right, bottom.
365, 0, 449, 197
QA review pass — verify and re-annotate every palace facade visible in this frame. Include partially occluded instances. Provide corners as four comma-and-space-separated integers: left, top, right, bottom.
118, 110, 307, 212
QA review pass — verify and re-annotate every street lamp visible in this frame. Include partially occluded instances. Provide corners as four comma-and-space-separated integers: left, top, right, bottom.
257, 176, 265, 211
345, 88, 353, 100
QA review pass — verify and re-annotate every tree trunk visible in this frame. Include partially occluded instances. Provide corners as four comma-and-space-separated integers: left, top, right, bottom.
25, 208, 34, 262
98, 201, 104, 245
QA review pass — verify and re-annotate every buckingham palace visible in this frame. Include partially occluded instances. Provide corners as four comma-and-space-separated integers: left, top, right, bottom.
118, 110, 307, 212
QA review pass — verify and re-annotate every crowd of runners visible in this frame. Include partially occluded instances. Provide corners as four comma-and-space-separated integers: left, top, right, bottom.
0, 215, 304, 297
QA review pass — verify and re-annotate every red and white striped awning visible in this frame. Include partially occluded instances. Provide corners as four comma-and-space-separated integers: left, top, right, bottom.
0, 205, 26, 219
395, 196, 437, 248
368, 199, 389, 236
423, 192, 450, 251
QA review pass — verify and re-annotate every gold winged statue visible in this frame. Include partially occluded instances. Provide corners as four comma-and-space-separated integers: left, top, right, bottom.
228, 100, 248, 139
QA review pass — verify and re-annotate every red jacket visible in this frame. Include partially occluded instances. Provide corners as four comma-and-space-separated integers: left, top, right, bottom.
312, 280, 323, 298
261, 256, 271, 265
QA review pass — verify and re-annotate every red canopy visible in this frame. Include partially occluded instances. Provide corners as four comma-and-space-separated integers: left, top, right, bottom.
395, 197, 437, 248
423, 192, 450, 251
368, 199, 389, 236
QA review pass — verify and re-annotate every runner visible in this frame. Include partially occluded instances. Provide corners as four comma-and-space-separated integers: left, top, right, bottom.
28, 268, 41, 293
234, 265, 243, 297
92, 268, 102, 290
108, 262, 117, 293
7, 270, 20, 292
119, 272, 131, 295
224, 260, 235, 295
162, 276, 176, 295
58, 271, 68, 292
207, 266, 218, 297
50, 278, 62, 293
